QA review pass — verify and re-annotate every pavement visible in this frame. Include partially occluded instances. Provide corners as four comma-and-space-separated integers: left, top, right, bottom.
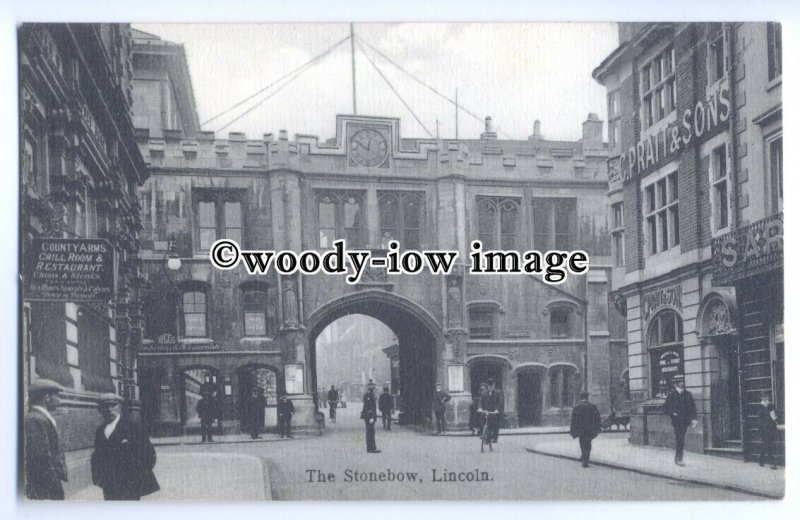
69, 452, 270, 501
526, 436, 784, 499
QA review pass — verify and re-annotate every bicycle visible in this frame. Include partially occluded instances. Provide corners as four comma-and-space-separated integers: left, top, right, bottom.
329, 401, 338, 423
479, 409, 499, 452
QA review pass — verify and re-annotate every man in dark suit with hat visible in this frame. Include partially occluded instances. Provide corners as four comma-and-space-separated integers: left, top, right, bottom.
432, 383, 451, 434
570, 391, 602, 468
662, 374, 697, 466
478, 378, 504, 442
361, 379, 380, 453
24, 379, 68, 500
277, 393, 295, 439
91, 393, 160, 500
196, 389, 217, 442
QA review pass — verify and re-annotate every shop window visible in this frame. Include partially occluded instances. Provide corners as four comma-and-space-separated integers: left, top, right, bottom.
647, 310, 684, 398
379, 191, 425, 249
476, 197, 520, 250
710, 144, 730, 232
532, 198, 576, 250
469, 308, 494, 339
767, 134, 783, 214
182, 289, 208, 338
770, 319, 784, 424
611, 202, 625, 267
241, 283, 270, 337
317, 191, 364, 248
640, 46, 676, 129
549, 365, 578, 408
193, 189, 245, 251
644, 172, 679, 255
767, 23, 782, 81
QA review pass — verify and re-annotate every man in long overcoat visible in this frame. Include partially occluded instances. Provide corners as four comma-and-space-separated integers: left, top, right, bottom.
570, 391, 602, 468
91, 393, 159, 500
478, 378, 504, 442
361, 380, 380, 453
247, 388, 267, 439
432, 383, 452, 434
662, 374, 697, 466
196, 390, 217, 442
378, 386, 394, 431
327, 385, 339, 423
24, 379, 68, 500
277, 394, 295, 438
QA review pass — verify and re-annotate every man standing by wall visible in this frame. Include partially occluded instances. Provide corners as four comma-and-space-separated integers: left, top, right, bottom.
361, 380, 380, 453
432, 383, 451, 434
570, 391, 602, 468
327, 385, 339, 423
277, 394, 295, 439
24, 379, 68, 500
662, 374, 697, 466
196, 389, 217, 443
379, 386, 394, 431
91, 393, 159, 500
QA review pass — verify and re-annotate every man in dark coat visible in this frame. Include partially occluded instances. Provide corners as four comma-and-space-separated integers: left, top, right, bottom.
247, 388, 267, 439
570, 391, 602, 468
478, 378, 504, 442
469, 382, 488, 436
662, 374, 697, 466
361, 380, 380, 453
432, 383, 452, 434
91, 393, 159, 501
757, 390, 779, 469
196, 391, 217, 442
277, 394, 295, 438
378, 386, 394, 430
24, 379, 68, 500
327, 385, 339, 423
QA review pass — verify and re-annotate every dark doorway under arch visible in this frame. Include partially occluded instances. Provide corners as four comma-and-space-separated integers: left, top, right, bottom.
178, 365, 221, 429
517, 368, 545, 426
307, 293, 439, 425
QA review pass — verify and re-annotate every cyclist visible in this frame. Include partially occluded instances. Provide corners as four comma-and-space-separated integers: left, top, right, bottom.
478, 378, 504, 442
327, 385, 339, 423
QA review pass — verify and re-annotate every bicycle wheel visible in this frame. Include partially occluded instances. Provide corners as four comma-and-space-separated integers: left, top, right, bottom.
481, 425, 489, 453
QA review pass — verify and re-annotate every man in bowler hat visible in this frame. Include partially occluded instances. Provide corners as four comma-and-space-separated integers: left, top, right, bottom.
91, 393, 159, 500
662, 374, 697, 466
196, 389, 217, 442
361, 379, 380, 453
277, 394, 295, 438
24, 379, 68, 500
570, 391, 602, 468
432, 383, 451, 434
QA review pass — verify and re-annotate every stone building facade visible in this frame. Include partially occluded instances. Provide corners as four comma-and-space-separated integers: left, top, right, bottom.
20, 24, 148, 450
594, 23, 783, 462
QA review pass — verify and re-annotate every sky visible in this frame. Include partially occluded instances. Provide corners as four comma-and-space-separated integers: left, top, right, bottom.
133, 23, 619, 142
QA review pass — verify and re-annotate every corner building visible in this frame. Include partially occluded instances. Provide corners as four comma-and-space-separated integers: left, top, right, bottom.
132, 30, 627, 436
594, 23, 783, 462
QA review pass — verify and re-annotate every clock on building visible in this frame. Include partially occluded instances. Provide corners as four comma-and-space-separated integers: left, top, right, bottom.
349, 128, 389, 167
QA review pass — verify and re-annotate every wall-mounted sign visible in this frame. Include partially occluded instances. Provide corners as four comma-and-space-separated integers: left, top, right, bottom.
284, 364, 304, 395
712, 213, 783, 286
139, 333, 221, 354
25, 238, 114, 302
621, 81, 730, 183
643, 284, 682, 321
650, 347, 684, 398
448, 365, 465, 393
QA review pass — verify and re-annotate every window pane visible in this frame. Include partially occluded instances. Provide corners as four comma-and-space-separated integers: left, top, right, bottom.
533, 200, 552, 250
661, 313, 676, 344
200, 228, 217, 250
344, 198, 361, 229
478, 200, 497, 249
657, 179, 667, 208
500, 203, 517, 249
319, 228, 335, 248
648, 216, 657, 255
641, 65, 651, 92
225, 202, 241, 227
184, 313, 206, 337
668, 173, 679, 202
244, 312, 266, 336
319, 200, 335, 223
198, 201, 215, 227
403, 197, 421, 228
659, 211, 668, 251
716, 181, 728, 229
404, 229, 420, 250
646, 186, 655, 213
671, 206, 680, 246
380, 196, 398, 228
225, 228, 242, 245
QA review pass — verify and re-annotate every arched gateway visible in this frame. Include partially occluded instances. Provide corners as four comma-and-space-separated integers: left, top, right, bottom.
307, 290, 441, 424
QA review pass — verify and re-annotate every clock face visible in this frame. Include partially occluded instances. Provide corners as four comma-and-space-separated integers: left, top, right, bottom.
350, 128, 389, 167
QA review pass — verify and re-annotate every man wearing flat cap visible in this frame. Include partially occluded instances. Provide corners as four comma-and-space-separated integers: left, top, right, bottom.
360, 379, 380, 453
91, 393, 160, 500
662, 374, 697, 466
569, 390, 601, 468
24, 379, 68, 500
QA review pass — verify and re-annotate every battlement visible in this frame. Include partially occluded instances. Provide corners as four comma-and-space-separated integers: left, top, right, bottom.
135, 114, 608, 181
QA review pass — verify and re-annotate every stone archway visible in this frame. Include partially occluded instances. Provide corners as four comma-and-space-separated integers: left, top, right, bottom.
306, 290, 442, 425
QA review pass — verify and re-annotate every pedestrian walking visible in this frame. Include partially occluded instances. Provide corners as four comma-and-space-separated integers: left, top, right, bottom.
327, 385, 339, 423
569, 391, 602, 468
196, 390, 217, 442
469, 382, 488, 436
247, 388, 267, 439
478, 378, 504, 442
379, 386, 394, 430
24, 379, 68, 500
662, 374, 697, 466
432, 383, 451, 434
278, 394, 295, 438
361, 379, 380, 453
758, 390, 779, 469
91, 393, 159, 501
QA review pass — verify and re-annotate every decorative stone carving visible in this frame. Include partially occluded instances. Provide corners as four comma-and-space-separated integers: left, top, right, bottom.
613, 292, 627, 316
446, 271, 463, 329
702, 299, 736, 336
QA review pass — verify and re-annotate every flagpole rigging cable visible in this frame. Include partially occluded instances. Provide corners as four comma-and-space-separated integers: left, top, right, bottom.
356, 40, 434, 138
201, 34, 351, 127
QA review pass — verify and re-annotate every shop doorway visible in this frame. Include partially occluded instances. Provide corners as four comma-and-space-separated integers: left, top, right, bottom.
710, 339, 741, 446
178, 366, 220, 429
469, 357, 506, 397
516, 367, 545, 426
237, 365, 279, 433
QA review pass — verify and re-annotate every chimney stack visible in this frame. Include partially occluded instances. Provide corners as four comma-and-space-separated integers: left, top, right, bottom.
481, 116, 497, 140
582, 113, 602, 146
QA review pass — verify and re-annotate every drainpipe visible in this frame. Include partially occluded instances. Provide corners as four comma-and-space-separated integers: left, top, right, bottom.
583, 298, 589, 393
